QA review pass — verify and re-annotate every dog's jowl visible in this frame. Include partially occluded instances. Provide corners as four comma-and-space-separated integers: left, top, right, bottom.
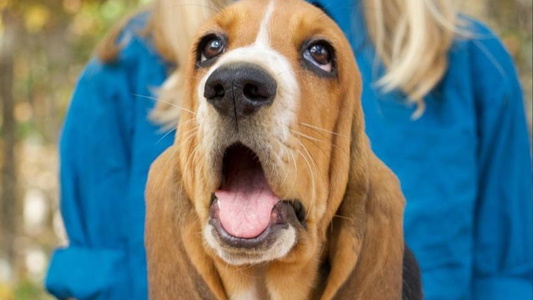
145, 0, 422, 299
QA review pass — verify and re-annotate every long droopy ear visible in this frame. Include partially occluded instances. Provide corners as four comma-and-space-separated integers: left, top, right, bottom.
342, 153, 405, 299
321, 122, 405, 299
145, 146, 226, 300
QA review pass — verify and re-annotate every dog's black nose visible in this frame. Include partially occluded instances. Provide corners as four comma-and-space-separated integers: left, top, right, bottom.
204, 63, 277, 119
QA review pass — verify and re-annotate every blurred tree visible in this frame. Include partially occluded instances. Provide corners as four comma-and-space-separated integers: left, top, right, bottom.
487, 0, 532, 70
0, 6, 21, 283
471, 0, 533, 125
2, 1, 143, 297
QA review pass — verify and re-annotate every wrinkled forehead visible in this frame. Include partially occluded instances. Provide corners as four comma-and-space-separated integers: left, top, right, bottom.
204, 0, 340, 51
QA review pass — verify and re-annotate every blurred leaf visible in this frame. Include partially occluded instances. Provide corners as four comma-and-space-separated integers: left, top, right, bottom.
0, 283, 14, 300
0, 0, 11, 11
24, 5, 51, 34
101, 0, 126, 21
62, 0, 82, 14
13, 279, 53, 300
1, 15, 4, 38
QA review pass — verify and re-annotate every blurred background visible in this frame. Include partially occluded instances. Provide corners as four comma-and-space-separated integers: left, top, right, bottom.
0, 0, 531, 299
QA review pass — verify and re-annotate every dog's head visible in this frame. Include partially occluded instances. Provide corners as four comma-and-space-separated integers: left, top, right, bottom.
174, 0, 368, 266
147, 0, 405, 297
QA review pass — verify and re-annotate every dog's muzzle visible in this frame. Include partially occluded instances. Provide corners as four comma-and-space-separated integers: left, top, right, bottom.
204, 62, 277, 119
204, 143, 306, 263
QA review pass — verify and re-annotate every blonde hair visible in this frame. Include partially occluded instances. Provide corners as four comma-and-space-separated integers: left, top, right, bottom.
97, 0, 462, 125
363, 0, 462, 116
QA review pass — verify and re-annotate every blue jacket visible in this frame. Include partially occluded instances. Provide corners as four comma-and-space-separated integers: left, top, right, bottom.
45, 1, 532, 299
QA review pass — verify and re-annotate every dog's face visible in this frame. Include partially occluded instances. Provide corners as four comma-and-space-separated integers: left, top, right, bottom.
176, 0, 363, 266
147, 1, 406, 297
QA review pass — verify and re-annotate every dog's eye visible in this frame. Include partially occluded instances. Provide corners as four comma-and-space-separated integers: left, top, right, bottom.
310, 44, 330, 64
304, 43, 332, 71
203, 38, 224, 60
198, 35, 226, 66
302, 40, 336, 75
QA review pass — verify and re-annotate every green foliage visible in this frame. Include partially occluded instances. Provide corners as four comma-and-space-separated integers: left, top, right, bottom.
0, 279, 54, 300
13, 279, 53, 300
1, 0, 142, 143
1, 0, 144, 297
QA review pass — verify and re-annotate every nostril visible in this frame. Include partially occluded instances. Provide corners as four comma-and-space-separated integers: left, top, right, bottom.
243, 84, 261, 100
213, 84, 225, 99
204, 82, 225, 100
243, 83, 273, 101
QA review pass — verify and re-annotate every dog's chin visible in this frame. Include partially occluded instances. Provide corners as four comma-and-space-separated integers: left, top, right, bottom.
203, 143, 306, 266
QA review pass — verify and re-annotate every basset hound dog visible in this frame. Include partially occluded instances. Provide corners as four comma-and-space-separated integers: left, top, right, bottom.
145, 0, 422, 299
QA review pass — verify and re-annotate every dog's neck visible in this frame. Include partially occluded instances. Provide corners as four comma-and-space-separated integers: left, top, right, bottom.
214, 255, 328, 300
219, 264, 271, 300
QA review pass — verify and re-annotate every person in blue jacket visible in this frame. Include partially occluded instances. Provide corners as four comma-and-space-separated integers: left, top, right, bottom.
45, 0, 532, 299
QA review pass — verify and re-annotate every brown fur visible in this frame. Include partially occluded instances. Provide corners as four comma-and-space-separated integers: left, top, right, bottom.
145, 0, 405, 299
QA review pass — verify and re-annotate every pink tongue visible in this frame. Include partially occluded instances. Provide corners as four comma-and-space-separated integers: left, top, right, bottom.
215, 159, 279, 239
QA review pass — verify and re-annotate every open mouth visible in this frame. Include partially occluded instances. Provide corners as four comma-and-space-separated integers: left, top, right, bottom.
209, 143, 305, 244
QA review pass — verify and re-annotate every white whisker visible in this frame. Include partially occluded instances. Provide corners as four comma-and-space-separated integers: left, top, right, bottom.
155, 127, 176, 145
299, 122, 346, 137
133, 93, 197, 116
291, 129, 334, 160
184, 144, 201, 179
269, 145, 286, 187
287, 146, 298, 197
293, 137, 318, 221
291, 130, 324, 143
291, 128, 349, 158
174, 125, 199, 149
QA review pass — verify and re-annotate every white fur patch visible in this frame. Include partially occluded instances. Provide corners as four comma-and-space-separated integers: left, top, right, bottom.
255, 0, 275, 47
197, 0, 301, 269
231, 289, 260, 300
